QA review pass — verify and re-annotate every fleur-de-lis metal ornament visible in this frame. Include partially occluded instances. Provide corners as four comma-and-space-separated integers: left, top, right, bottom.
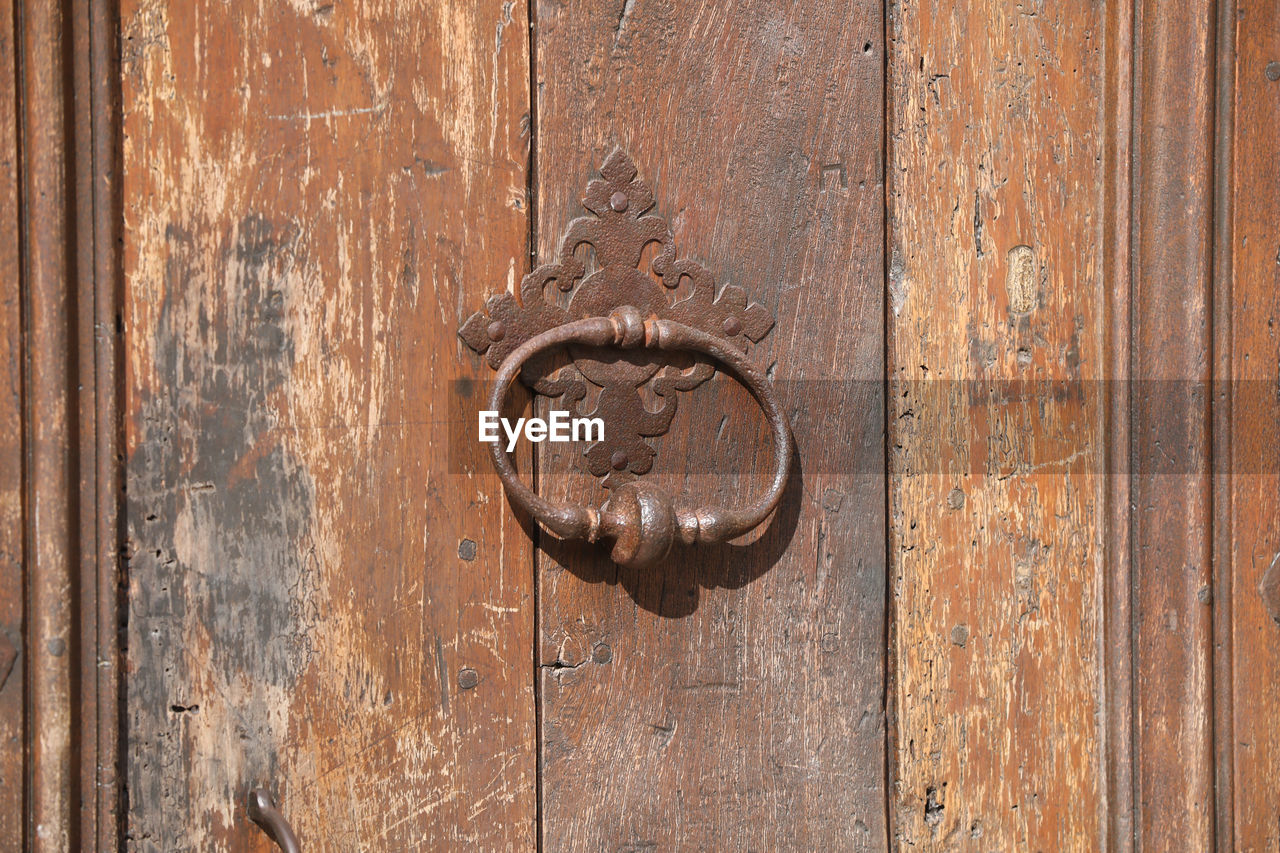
460, 147, 775, 488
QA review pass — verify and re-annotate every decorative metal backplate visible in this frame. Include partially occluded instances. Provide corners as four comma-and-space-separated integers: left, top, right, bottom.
460, 148, 775, 488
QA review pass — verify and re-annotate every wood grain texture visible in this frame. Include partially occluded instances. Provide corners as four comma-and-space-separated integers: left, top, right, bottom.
19, 1, 80, 847
1225, 1, 1280, 847
1103, 0, 1136, 847
887, 0, 1108, 847
121, 2, 535, 848
70, 0, 127, 844
4, 3, 122, 846
0, 0, 22, 841
533, 1, 887, 849
1130, 0, 1216, 847
85, 0, 126, 844
1211, 0, 1236, 844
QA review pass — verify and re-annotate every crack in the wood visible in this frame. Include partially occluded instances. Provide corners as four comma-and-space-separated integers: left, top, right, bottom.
972, 190, 985, 259
539, 658, 587, 674
613, 0, 636, 50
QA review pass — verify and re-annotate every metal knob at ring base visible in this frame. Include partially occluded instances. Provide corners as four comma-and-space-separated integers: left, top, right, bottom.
487, 306, 793, 568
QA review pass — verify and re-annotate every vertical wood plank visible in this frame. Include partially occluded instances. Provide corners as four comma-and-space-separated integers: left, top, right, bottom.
87, 0, 126, 843
1226, 1, 1280, 847
6, 1, 122, 844
1103, 0, 1137, 847
1130, 0, 1216, 846
19, 1, 79, 846
1211, 0, 1236, 844
70, 0, 103, 839
887, 0, 1109, 846
534, 2, 887, 849
122, 2, 535, 848
0, 0, 22, 840
69, 0, 127, 842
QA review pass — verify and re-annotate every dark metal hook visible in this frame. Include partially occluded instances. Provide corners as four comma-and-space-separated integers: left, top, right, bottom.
248, 788, 301, 853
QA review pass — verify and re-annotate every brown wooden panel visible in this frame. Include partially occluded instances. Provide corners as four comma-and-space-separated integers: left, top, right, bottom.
1130, 0, 1216, 847
887, 0, 1109, 846
0, 0, 22, 841
1226, 3, 1280, 847
533, 2, 886, 848
121, 2, 535, 848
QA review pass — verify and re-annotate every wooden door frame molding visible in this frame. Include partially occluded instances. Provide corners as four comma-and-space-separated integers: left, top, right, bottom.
1127, 0, 1226, 847
7, 0, 124, 847
1102, 0, 1241, 846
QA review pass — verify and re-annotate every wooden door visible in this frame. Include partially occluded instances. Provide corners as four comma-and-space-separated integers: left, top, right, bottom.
3, 0, 1279, 850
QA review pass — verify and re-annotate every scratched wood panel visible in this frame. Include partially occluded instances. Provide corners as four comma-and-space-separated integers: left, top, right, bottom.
121, 1, 534, 848
533, 1, 887, 848
886, 0, 1108, 846
0, 0, 21, 839
1226, 5, 1280, 848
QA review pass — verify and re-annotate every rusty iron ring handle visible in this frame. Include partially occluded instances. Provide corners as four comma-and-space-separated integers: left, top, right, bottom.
248, 788, 301, 853
487, 305, 793, 568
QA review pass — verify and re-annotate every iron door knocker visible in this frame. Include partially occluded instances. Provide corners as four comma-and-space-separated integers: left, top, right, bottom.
460, 148, 792, 568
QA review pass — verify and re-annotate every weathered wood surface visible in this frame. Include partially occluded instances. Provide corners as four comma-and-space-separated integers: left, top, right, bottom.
19, 2, 82, 848
1102, 0, 1136, 847
886, 0, 1109, 846
84, 0, 127, 843
1130, 0, 1216, 847
533, 1, 887, 848
0, 0, 23, 840
2, 3, 122, 847
1225, 2, 1280, 847
72, 0, 127, 845
102, 1, 1275, 848
121, 2, 535, 848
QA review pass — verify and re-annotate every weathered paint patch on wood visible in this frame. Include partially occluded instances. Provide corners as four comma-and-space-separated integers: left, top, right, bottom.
534, 0, 887, 848
887, 0, 1108, 846
122, 1, 535, 848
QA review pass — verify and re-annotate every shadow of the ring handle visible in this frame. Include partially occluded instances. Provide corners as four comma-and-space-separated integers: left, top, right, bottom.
529, 442, 805, 617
